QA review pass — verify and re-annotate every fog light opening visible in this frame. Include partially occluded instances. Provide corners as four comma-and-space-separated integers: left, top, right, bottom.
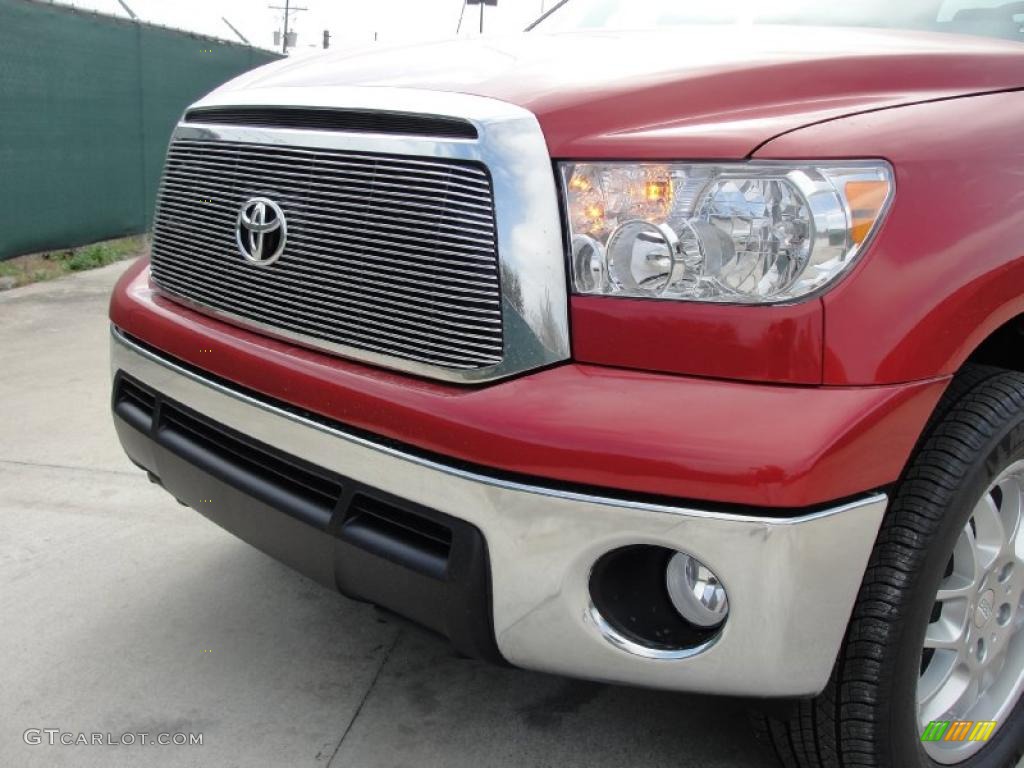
588, 545, 726, 655
665, 552, 729, 629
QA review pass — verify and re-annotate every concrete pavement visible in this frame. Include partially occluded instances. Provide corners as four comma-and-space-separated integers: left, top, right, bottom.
0, 262, 899, 767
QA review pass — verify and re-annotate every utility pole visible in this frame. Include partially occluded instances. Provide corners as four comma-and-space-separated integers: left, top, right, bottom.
268, 1, 308, 55
458, 0, 497, 35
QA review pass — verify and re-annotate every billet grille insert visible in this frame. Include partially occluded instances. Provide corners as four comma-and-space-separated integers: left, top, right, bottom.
150, 138, 503, 371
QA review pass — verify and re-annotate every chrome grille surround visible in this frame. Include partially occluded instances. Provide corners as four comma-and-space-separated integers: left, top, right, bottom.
150, 87, 570, 383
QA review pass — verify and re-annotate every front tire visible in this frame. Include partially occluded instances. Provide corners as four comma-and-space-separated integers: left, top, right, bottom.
755, 365, 1024, 768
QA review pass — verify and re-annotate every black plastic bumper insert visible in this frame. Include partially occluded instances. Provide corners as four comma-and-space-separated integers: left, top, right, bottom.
111, 373, 501, 663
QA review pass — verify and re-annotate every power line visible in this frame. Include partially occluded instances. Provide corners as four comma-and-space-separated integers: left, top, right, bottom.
222, 16, 250, 44
116, 0, 138, 20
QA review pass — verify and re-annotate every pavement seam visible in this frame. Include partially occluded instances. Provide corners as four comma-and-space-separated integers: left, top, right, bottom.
326, 628, 403, 767
0, 458, 139, 477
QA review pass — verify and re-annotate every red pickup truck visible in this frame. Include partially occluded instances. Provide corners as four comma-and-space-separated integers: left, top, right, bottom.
109, 2, 1024, 766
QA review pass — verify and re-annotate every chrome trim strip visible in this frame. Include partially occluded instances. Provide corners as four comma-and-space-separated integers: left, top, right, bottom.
587, 602, 720, 661
154, 86, 570, 384
112, 326, 887, 696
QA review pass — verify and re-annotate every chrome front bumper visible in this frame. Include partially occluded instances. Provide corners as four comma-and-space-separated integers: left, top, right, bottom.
111, 327, 886, 697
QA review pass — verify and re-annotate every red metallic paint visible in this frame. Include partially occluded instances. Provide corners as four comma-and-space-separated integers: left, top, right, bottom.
113, 27, 1024, 507
210, 27, 1024, 386
571, 295, 824, 385
218, 27, 1024, 159
111, 260, 947, 508
756, 90, 1024, 385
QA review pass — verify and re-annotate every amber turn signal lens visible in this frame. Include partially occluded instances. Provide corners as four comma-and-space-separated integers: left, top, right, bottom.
846, 180, 891, 245
568, 173, 592, 193
644, 180, 671, 203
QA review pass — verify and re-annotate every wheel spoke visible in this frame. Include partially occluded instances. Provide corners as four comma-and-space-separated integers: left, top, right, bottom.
918, 651, 957, 716
995, 475, 1023, 543
950, 522, 982, 591
971, 494, 1005, 571
924, 617, 966, 651
919, 661, 971, 725
952, 673, 983, 720
936, 573, 974, 603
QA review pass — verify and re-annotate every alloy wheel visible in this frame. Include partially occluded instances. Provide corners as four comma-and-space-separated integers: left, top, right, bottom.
917, 460, 1024, 763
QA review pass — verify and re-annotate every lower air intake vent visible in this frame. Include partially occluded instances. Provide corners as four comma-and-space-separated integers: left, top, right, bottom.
341, 494, 453, 579
114, 377, 156, 433
159, 406, 343, 528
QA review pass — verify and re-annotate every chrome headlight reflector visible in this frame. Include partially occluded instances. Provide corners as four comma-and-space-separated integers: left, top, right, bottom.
561, 162, 893, 304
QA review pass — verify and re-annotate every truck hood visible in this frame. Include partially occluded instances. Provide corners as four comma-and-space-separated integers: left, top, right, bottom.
214, 26, 1024, 158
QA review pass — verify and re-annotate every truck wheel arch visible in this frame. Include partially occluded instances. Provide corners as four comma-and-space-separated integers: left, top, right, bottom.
959, 308, 1024, 375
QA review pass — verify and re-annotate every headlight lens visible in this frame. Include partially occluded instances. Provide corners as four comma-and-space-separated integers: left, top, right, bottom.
561, 161, 893, 304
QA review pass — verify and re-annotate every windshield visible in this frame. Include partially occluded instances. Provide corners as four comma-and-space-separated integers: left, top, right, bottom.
530, 0, 1024, 43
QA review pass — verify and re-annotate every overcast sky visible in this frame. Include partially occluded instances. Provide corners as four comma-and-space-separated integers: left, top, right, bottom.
51, 0, 550, 52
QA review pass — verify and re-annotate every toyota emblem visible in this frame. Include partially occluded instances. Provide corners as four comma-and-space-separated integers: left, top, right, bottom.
236, 197, 287, 266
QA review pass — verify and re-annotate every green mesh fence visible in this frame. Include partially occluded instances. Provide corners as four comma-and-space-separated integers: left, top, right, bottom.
0, 0, 281, 260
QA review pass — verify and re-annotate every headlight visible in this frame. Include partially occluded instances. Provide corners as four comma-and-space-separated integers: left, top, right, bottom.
561, 161, 893, 304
